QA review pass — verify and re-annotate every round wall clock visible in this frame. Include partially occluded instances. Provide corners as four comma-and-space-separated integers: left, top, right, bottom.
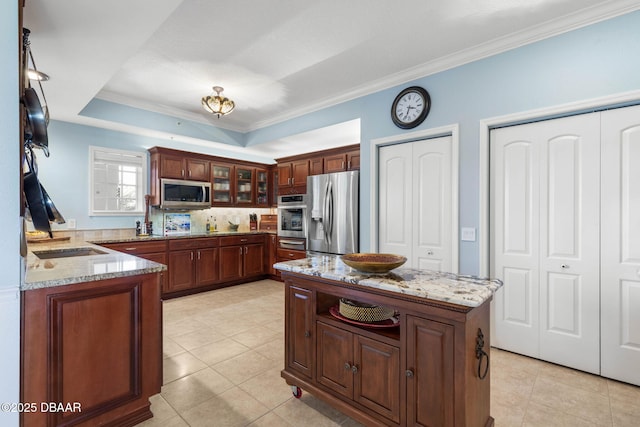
390, 86, 431, 129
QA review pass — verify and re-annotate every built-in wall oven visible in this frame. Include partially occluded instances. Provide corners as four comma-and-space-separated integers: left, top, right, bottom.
277, 194, 307, 238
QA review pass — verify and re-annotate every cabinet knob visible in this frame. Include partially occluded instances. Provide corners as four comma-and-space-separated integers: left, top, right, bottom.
344, 363, 351, 370
351, 365, 358, 374
304, 330, 311, 337
561, 264, 570, 269
427, 250, 434, 255
405, 369, 414, 378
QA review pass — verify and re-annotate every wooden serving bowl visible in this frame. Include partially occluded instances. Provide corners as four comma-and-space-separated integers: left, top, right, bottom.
340, 253, 407, 273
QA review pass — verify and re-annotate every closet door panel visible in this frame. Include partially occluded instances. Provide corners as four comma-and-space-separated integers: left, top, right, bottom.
379, 144, 413, 261
413, 136, 452, 272
490, 128, 540, 357
601, 105, 640, 386
538, 114, 600, 374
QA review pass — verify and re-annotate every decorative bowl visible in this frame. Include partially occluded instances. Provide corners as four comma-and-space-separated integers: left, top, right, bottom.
228, 221, 239, 231
340, 253, 407, 273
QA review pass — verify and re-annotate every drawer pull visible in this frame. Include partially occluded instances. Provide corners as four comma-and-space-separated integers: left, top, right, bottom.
125, 247, 137, 251
241, 238, 248, 242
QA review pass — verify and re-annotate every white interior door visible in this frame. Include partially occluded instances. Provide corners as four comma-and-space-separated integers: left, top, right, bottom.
491, 114, 600, 373
490, 125, 541, 358
601, 105, 640, 386
379, 143, 413, 261
412, 136, 452, 271
379, 136, 453, 271
537, 114, 600, 374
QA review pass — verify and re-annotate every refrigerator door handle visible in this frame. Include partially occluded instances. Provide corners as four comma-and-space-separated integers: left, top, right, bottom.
322, 179, 330, 244
326, 180, 334, 245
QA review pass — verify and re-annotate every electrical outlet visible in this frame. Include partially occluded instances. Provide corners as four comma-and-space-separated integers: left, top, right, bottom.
67, 218, 76, 229
461, 227, 476, 242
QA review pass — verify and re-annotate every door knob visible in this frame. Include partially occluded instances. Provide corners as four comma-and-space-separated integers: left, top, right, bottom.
561, 264, 569, 269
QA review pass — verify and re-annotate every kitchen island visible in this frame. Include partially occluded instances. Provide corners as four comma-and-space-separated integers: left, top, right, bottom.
22, 241, 166, 427
275, 254, 502, 427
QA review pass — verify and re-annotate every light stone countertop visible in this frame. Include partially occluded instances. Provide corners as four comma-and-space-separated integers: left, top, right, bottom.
274, 254, 503, 308
22, 241, 166, 291
22, 231, 274, 291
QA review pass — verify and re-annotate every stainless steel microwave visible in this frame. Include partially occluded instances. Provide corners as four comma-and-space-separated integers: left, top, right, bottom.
160, 178, 211, 209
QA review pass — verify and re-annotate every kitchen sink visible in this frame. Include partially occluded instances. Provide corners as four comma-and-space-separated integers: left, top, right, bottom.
33, 247, 108, 259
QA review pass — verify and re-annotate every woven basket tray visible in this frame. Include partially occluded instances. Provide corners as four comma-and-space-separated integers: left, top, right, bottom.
339, 298, 395, 323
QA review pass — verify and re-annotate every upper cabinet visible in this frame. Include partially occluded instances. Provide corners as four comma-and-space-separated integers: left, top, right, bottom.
278, 145, 360, 191
149, 147, 274, 208
277, 160, 309, 195
323, 147, 360, 173
155, 150, 210, 181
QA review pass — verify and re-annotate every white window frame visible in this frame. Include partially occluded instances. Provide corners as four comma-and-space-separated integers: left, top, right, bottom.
89, 146, 147, 216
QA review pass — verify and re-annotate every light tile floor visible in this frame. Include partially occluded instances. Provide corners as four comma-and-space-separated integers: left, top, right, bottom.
138, 279, 640, 427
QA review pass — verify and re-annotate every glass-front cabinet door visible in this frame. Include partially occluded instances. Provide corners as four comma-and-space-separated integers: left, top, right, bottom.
256, 169, 269, 206
212, 164, 233, 205
235, 168, 254, 204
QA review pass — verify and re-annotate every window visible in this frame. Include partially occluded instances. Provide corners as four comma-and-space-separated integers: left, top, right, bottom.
89, 146, 147, 216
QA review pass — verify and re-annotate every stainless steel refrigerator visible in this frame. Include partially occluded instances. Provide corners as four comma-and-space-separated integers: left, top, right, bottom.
307, 170, 359, 255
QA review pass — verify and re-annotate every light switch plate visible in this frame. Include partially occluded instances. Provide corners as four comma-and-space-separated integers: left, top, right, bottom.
461, 227, 476, 242
67, 218, 76, 229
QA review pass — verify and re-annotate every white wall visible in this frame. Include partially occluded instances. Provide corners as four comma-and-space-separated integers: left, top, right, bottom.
0, 1, 23, 426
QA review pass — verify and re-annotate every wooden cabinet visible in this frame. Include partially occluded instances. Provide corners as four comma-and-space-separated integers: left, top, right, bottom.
166, 238, 219, 294
406, 316, 454, 427
150, 148, 210, 181
100, 233, 270, 299
317, 322, 400, 423
286, 285, 314, 379
280, 272, 493, 427
212, 163, 261, 206
278, 160, 309, 195
256, 168, 269, 206
276, 145, 359, 191
219, 234, 266, 282
309, 156, 324, 176
323, 148, 360, 173
266, 234, 277, 277
21, 272, 162, 427
149, 146, 271, 208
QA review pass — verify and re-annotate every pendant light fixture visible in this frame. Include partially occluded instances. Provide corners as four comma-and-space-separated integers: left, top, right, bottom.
201, 86, 235, 118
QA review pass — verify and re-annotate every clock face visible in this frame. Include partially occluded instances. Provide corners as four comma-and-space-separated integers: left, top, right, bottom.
391, 86, 431, 129
395, 92, 425, 123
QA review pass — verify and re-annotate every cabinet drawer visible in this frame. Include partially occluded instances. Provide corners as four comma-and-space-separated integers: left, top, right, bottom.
277, 248, 307, 260
169, 237, 219, 251
220, 234, 265, 246
259, 222, 277, 231
102, 240, 167, 255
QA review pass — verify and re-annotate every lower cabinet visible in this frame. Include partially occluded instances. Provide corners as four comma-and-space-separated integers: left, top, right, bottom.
317, 322, 400, 423
281, 272, 493, 427
219, 235, 266, 282
167, 238, 219, 294
21, 273, 162, 427
100, 233, 270, 298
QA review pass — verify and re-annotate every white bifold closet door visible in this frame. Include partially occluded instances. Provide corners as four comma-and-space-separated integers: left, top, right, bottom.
600, 105, 640, 386
378, 136, 453, 272
490, 113, 601, 374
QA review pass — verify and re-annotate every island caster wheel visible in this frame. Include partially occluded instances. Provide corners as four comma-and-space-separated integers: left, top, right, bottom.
291, 385, 302, 398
